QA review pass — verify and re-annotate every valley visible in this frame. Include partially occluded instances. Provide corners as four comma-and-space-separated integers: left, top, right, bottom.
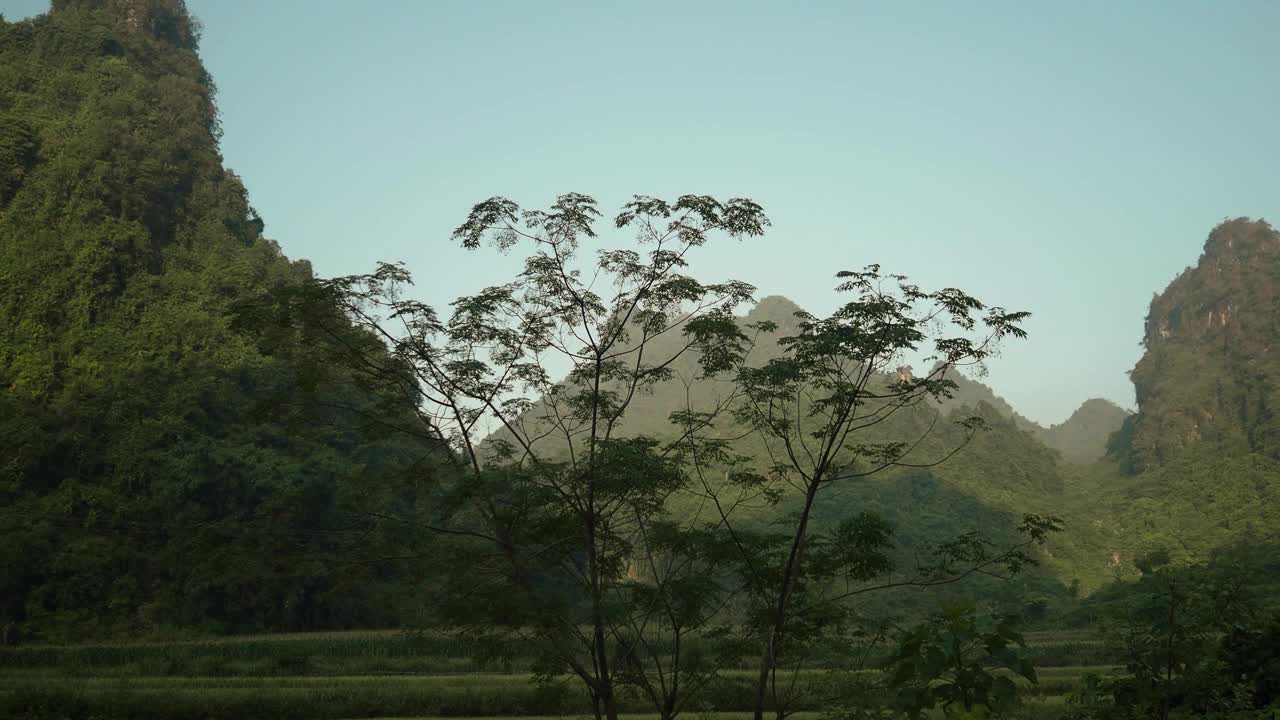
2, 2, 1278, 719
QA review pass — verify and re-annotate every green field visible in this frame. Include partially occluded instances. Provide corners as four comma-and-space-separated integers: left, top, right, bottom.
0, 629, 1116, 720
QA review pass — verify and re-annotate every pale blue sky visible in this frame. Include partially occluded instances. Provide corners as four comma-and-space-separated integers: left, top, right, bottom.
6, 0, 1280, 425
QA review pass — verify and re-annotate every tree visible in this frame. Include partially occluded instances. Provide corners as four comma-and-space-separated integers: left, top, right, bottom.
701, 266, 1059, 720
255, 191, 1063, 720
887, 601, 1038, 719
1112, 551, 1262, 720
1067, 547, 1280, 720
255, 192, 768, 720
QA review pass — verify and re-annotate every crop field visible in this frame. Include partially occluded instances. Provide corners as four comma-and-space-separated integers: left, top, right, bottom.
0, 630, 1117, 720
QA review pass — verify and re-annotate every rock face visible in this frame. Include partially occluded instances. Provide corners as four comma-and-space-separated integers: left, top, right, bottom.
1116, 218, 1280, 471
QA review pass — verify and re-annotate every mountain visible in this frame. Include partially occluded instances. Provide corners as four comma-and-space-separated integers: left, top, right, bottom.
1113, 218, 1280, 472
0, 0, 1084, 638
0, 0, 435, 639
937, 368, 1131, 464
1039, 398, 1133, 464
487, 292, 1091, 603
601, 294, 806, 439
936, 371, 1043, 434
8, 0, 1273, 640
1075, 218, 1280, 566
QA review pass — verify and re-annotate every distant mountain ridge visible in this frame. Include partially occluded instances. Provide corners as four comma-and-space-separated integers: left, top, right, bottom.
495, 289, 1126, 465
904, 355, 1131, 464
484, 288, 1090, 598
1039, 398, 1133, 464
735, 296, 1130, 467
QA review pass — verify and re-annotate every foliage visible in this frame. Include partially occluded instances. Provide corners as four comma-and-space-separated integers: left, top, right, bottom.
6, 11, 1279, 720
1114, 218, 1280, 472
1064, 551, 1280, 720
698, 264, 1056, 720
886, 601, 1038, 719
0, 2, 438, 639
255, 190, 775, 720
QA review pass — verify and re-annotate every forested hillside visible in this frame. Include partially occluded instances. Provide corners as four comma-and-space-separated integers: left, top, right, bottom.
1085, 218, 1280, 565
939, 374, 1130, 464
3, 3, 1280, 719
1115, 218, 1280, 470
2, 0, 1277, 649
479, 289, 1102, 605
0, 0, 437, 639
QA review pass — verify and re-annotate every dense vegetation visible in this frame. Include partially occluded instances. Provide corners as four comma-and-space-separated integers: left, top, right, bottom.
0, 0, 439, 639
2, 1, 1279, 719
1115, 218, 1280, 472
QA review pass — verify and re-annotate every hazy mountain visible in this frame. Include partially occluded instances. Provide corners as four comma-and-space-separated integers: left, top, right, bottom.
936, 371, 1043, 434
487, 291, 1091, 598
1039, 398, 1132, 464
926, 362, 1131, 464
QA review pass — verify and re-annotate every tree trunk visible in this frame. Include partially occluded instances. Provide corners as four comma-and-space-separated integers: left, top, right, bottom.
588, 523, 617, 720
752, 478, 822, 720
600, 684, 621, 720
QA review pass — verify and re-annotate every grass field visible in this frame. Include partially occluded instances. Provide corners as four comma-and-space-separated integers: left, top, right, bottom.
0, 629, 1117, 719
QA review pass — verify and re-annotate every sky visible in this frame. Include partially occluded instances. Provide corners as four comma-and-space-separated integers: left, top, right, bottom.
6, 0, 1280, 426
